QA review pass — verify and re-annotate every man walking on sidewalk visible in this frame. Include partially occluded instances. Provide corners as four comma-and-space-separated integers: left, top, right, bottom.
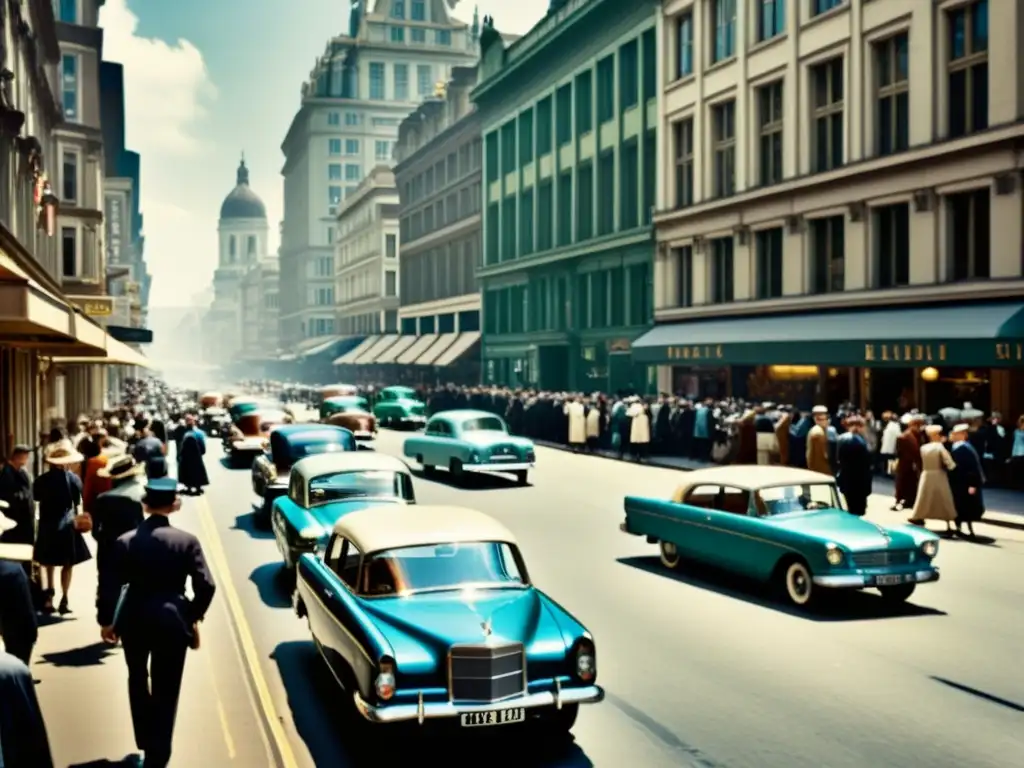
97, 478, 216, 768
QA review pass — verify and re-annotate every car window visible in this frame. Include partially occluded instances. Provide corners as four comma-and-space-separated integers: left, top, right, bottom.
717, 486, 752, 515
426, 421, 448, 436
361, 541, 526, 596
381, 391, 394, 402
337, 540, 362, 589
289, 439, 349, 460
460, 416, 505, 433
325, 535, 344, 572
757, 483, 842, 516
682, 484, 720, 509
308, 470, 407, 505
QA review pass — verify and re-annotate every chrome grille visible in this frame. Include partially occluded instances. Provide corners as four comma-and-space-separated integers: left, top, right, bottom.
449, 643, 526, 703
851, 550, 913, 568
489, 445, 518, 460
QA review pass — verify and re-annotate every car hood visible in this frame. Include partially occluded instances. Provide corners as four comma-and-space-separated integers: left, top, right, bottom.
308, 497, 406, 535
360, 588, 565, 657
767, 509, 921, 550
459, 432, 533, 449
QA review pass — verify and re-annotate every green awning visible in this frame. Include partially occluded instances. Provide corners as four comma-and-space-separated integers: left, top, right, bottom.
632, 303, 1024, 367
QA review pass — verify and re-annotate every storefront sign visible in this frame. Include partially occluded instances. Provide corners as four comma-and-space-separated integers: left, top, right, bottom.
80, 299, 112, 317
863, 343, 946, 363
666, 345, 724, 361
995, 342, 1024, 361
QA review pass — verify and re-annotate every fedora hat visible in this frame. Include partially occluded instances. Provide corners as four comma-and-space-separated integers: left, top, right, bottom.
97, 454, 143, 480
45, 439, 84, 466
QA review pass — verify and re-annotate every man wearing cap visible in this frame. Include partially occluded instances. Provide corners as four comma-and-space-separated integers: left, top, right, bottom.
0, 502, 38, 664
949, 423, 985, 537
91, 454, 146, 624
835, 415, 873, 516
894, 414, 926, 511
806, 406, 832, 475
97, 477, 216, 768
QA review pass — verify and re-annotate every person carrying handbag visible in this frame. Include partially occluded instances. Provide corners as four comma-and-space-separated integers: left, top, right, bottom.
31, 441, 92, 615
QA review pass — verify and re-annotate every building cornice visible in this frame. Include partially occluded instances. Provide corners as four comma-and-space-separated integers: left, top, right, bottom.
395, 110, 480, 178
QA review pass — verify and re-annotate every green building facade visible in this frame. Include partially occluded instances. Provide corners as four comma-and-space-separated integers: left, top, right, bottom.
472, 0, 658, 393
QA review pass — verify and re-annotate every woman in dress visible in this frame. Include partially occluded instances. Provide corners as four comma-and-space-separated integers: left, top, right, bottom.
908, 424, 958, 533
32, 441, 92, 614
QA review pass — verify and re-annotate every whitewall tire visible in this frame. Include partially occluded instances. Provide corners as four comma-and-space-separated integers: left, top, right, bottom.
659, 541, 682, 570
782, 561, 815, 607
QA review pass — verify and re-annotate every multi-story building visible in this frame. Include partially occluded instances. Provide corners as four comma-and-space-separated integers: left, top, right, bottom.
238, 252, 280, 374
472, 2, 659, 392
637, 0, 1024, 418
381, 65, 482, 381
278, 0, 479, 349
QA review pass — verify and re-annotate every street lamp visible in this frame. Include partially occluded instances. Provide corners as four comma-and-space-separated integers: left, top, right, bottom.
920, 366, 940, 382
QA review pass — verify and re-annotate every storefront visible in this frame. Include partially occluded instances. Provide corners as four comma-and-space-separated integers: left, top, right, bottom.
632, 302, 1024, 417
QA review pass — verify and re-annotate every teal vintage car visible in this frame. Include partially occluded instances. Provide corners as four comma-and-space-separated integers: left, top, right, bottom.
373, 386, 427, 428
621, 465, 941, 608
403, 410, 535, 485
271, 451, 415, 579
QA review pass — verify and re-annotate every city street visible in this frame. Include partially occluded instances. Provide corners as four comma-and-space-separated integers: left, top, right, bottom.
33, 432, 1024, 767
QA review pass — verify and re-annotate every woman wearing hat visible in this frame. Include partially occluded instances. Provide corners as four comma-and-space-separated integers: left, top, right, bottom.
32, 441, 92, 615
908, 424, 957, 532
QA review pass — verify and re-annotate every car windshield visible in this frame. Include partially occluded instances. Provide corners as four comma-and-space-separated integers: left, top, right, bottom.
757, 483, 843, 516
460, 416, 505, 433
361, 541, 526, 596
308, 470, 410, 506
289, 440, 348, 461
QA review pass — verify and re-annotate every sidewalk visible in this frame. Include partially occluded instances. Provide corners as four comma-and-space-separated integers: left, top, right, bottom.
535, 439, 1024, 528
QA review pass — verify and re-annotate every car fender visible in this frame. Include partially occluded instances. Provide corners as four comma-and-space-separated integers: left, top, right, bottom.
402, 435, 424, 458
251, 455, 269, 495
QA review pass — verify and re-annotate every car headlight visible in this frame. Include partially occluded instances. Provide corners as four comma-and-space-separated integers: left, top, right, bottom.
921, 539, 939, 558
298, 525, 322, 540
526, 450, 535, 462
574, 640, 596, 683
375, 659, 396, 700
825, 543, 844, 566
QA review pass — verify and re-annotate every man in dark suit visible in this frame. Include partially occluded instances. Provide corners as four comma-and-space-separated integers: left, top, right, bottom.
91, 454, 146, 625
97, 478, 216, 768
0, 651, 54, 767
949, 423, 986, 538
0, 445, 34, 548
835, 415, 873, 517
0, 505, 38, 664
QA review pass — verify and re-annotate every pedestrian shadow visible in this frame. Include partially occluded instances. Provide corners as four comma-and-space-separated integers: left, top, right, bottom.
270, 640, 592, 767
218, 456, 251, 470
232, 508, 274, 540
617, 556, 947, 622
249, 562, 292, 609
38, 641, 118, 668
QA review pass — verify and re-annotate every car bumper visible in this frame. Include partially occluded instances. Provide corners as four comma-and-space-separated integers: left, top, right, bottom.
230, 439, 264, 452
463, 461, 535, 473
813, 568, 940, 588
353, 430, 375, 439
353, 683, 605, 725
401, 415, 427, 425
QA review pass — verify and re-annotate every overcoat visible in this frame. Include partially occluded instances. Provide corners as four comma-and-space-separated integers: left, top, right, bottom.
894, 430, 924, 505
563, 401, 587, 444
949, 440, 985, 523
910, 442, 957, 521
177, 429, 209, 489
627, 402, 650, 444
806, 425, 831, 475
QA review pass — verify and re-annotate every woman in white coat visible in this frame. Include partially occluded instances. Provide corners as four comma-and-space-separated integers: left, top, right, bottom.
626, 397, 651, 461
563, 397, 587, 451
585, 399, 602, 451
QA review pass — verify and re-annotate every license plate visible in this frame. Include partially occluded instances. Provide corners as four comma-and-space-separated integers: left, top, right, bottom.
875, 574, 905, 586
492, 455, 516, 461
460, 708, 526, 727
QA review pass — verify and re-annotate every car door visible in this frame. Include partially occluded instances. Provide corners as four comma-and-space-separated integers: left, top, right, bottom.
428, 420, 457, 466
700, 485, 770, 577
328, 539, 367, 680
302, 534, 347, 677
674, 485, 721, 560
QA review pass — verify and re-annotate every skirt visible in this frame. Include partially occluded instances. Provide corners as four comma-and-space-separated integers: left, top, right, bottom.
33, 515, 92, 568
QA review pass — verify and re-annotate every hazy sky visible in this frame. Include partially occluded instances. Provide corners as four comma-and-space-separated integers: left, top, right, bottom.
98, 0, 549, 307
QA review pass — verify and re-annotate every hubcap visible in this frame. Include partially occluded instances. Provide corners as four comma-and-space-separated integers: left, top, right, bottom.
788, 565, 811, 603
661, 542, 679, 564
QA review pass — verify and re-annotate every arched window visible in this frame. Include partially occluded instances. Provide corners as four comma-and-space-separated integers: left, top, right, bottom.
247, 235, 256, 256
229, 235, 236, 261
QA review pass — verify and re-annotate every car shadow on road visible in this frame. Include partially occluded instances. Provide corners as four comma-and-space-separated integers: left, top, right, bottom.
271, 640, 593, 767
410, 467, 533, 491
617, 556, 947, 622
68, 755, 143, 767
250, 562, 293, 609
218, 456, 250, 470
232, 508, 274, 540
38, 641, 119, 668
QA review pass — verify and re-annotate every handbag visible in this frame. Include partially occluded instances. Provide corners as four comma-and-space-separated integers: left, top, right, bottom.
61, 470, 92, 533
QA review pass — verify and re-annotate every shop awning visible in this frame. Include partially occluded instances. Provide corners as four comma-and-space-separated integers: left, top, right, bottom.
375, 335, 417, 364
51, 335, 154, 368
300, 335, 342, 358
632, 302, 1024, 368
355, 335, 399, 364
431, 331, 481, 367
397, 334, 437, 364
414, 333, 458, 365
334, 336, 378, 365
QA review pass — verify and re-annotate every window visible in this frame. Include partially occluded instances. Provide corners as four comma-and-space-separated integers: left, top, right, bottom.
247, 235, 256, 256
676, 14, 693, 78
758, 0, 785, 41
329, 186, 343, 206
391, 0, 405, 17
876, 33, 909, 155
674, 246, 693, 307
329, 138, 342, 155
394, 63, 409, 100
812, 0, 844, 15
642, 28, 656, 102
375, 140, 391, 161
345, 164, 361, 181
619, 40, 638, 110
597, 152, 614, 236
537, 180, 553, 251
947, 0, 988, 137
673, 119, 694, 208
519, 109, 533, 165
411, 28, 426, 43
811, 57, 844, 172
436, 29, 451, 45
61, 227, 77, 277
328, 163, 342, 180
620, 141, 639, 229
385, 271, 397, 296
417, 65, 432, 96
411, 0, 425, 20
57, 0, 77, 23
61, 150, 78, 202
229, 236, 236, 258
345, 139, 359, 155
536, 97, 552, 154
500, 121, 516, 175
390, 26, 405, 42
709, 237, 734, 303
557, 172, 572, 246
758, 82, 783, 185
386, 234, 397, 258
755, 228, 783, 299
519, 190, 534, 255
712, 101, 735, 197
345, 112, 361, 126
810, 216, 844, 294
328, 111, 340, 126
948, 189, 990, 281
712, 0, 736, 63
369, 63, 385, 99
61, 55, 78, 120
575, 72, 593, 134
576, 163, 593, 240
874, 203, 910, 288
596, 57, 614, 122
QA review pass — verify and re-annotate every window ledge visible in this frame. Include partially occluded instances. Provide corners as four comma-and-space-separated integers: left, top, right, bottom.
749, 32, 787, 57
666, 73, 695, 96
705, 55, 737, 76
802, 3, 849, 32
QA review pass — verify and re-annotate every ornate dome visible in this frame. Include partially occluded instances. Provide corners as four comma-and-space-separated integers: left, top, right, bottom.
220, 157, 266, 220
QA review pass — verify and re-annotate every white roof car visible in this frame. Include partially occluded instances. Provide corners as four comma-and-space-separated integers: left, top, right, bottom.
672, 465, 835, 497
332, 505, 517, 554
292, 451, 410, 482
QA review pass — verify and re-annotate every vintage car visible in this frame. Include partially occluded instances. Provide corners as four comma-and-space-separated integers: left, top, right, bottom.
271, 452, 415, 576
320, 394, 369, 420
225, 409, 290, 464
199, 406, 230, 435
323, 399, 377, 442
373, 386, 427, 428
621, 466, 941, 608
403, 410, 535, 485
199, 391, 223, 409
321, 384, 359, 402
294, 504, 603, 731
251, 424, 357, 524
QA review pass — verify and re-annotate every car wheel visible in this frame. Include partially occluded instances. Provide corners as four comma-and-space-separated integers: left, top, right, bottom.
257, 497, 273, 528
659, 540, 683, 570
450, 458, 464, 480
539, 703, 579, 735
780, 560, 816, 608
515, 469, 528, 485
279, 562, 296, 590
878, 583, 916, 604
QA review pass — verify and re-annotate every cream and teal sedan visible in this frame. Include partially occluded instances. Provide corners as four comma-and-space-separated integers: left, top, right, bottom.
403, 410, 535, 485
373, 386, 427, 428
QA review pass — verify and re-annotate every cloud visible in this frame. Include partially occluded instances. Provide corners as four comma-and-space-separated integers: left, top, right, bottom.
99, 0, 216, 154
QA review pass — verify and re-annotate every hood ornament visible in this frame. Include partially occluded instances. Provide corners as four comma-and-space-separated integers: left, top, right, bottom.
481, 618, 493, 637
870, 521, 892, 544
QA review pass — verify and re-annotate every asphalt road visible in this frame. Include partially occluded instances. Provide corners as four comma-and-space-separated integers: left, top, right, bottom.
33, 432, 1024, 767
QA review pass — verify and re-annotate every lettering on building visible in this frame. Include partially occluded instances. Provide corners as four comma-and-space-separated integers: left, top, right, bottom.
105, 196, 123, 264
995, 342, 1024, 361
666, 345, 725, 361
863, 343, 946, 363
82, 300, 112, 317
